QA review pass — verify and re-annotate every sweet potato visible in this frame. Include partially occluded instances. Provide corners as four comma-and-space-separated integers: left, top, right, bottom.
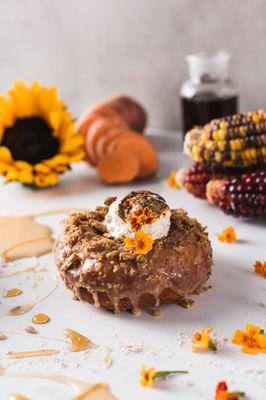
97, 148, 140, 184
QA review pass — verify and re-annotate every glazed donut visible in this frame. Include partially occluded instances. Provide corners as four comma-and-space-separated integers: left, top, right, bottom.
55, 191, 213, 314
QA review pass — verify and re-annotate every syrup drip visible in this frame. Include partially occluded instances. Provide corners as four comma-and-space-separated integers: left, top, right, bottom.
132, 307, 141, 317
92, 292, 100, 308
0, 270, 58, 317
154, 286, 161, 307
7, 349, 60, 359
3, 288, 23, 298
113, 298, 120, 315
0, 209, 85, 264
7, 305, 33, 316
150, 309, 164, 318
0, 371, 116, 400
64, 328, 92, 352
3, 237, 54, 262
32, 313, 50, 324
0, 216, 54, 262
0, 266, 35, 279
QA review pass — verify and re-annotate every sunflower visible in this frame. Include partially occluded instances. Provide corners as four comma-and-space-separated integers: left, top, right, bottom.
0, 80, 85, 187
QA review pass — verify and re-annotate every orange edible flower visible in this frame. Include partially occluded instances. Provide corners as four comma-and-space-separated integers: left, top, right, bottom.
167, 171, 180, 189
128, 207, 155, 231
217, 226, 237, 243
254, 260, 266, 278
124, 230, 154, 255
192, 328, 217, 352
232, 324, 266, 354
140, 364, 156, 387
215, 381, 245, 400
140, 365, 188, 387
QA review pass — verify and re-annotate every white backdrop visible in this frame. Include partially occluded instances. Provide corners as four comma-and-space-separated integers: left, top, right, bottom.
0, 0, 265, 129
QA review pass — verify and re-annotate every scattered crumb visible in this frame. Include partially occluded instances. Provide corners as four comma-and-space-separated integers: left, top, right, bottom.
103, 357, 112, 369
123, 345, 144, 354
0, 332, 7, 340
25, 326, 38, 335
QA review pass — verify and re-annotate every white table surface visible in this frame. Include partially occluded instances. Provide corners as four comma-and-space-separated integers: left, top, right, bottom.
0, 131, 265, 400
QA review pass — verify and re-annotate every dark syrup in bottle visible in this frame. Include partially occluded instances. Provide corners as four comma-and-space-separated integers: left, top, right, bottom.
181, 94, 238, 136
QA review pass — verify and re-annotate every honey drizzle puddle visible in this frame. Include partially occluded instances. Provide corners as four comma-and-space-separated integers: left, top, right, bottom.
10, 394, 29, 400
7, 349, 60, 359
7, 305, 33, 316
32, 313, 50, 324
0, 371, 116, 399
0, 270, 58, 317
64, 329, 93, 352
0, 208, 86, 263
0, 266, 35, 279
3, 288, 23, 298
3, 237, 54, 263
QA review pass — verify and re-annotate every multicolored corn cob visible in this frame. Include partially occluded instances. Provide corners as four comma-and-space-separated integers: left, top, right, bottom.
184, 163, 221, 199
206, 169, 266, 217
184, 110, 266, 168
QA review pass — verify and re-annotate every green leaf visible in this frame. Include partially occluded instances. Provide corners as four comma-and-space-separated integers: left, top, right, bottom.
229, 392, 245, 398
208, 341, 217, 352
259, 329, 264, 334
22, 183, 59, 190
154, 370, 188, 379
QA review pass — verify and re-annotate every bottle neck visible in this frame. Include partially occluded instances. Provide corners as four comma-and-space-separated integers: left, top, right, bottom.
190, 74, 230, 85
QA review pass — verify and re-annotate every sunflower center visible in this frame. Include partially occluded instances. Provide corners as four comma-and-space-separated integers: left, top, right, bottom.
1, 117, 59, 165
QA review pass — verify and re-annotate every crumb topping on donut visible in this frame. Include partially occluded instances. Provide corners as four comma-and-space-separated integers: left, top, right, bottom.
104, 191, 171, 240
54, 194, 213, 313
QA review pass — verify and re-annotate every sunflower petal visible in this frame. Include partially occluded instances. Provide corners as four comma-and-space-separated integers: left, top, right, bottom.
34, 172, 59, 188
0, 146, 13, 163
34, 163, 52, 174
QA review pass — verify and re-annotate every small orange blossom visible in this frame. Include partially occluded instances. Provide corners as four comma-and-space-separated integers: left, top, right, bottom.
124, 230, 154, 255
140, 365, 156, 387
192, 328, 217, 352
215, 381, 245, 400
128, 207, 155, 231
217, 226, 237, 243
232, 324, 266, 354
254, 260, 266, 278
167, 171, 180, 189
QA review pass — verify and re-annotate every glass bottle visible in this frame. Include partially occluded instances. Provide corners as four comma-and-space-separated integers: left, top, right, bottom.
180, 50, 238, 137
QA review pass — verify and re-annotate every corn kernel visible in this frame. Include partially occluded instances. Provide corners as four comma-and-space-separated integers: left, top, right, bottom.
220, 121, 228, 129
215, 152, 222, 162
252, 114, 260, 124
213, 131, 219, 141
218, 141, 226, 151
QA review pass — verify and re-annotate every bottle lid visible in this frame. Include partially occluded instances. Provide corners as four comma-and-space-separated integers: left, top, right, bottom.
186, 50, 231, 83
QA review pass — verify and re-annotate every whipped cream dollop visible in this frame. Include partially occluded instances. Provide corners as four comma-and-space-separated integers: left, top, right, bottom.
105, 194, 171, 240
